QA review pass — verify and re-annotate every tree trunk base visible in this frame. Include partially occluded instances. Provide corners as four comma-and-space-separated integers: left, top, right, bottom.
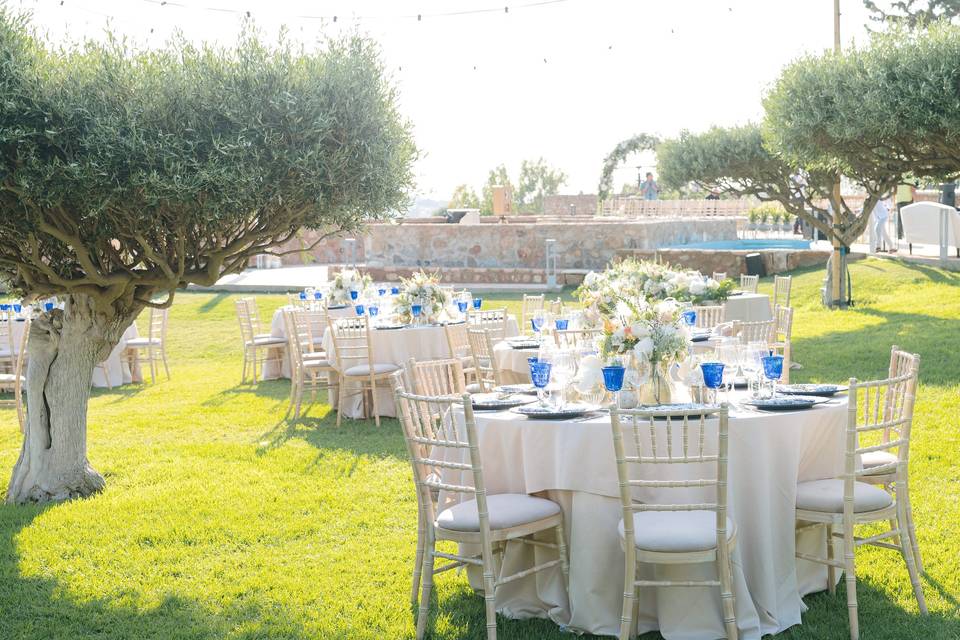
7, 462, 105, 504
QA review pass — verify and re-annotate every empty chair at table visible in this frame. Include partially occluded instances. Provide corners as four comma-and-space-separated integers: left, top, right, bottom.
768, 306, 794, 383
408, 357, 466, 397
693, 305, 726, 330
444, 323, 477, 388
521, 294, 545, 333
327, 316, 399, 427
0, 317, 30, 432
395, 386, 568, 640
554, 328, 602, 350
467, 328, 503, 392
794, 366, 926, 640
609, 404, 739, 640
467, 308, 509, 342
739, 274, 759, 293
857, 345, 924, 573
125, 307, 170, 384
731, 318, 774, 345
283, 309, 336, 419
773, 275, 792, 309
235, 298, 286, 384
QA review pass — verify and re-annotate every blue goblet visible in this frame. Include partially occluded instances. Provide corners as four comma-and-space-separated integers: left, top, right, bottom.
378, 288, 386, 297
682, 310, 697, 327
354, 304, 365, 316
299, 291, 307, 300
411, 304, 422, 322
761, 354, 784, 397
0, 304, 9, 312
391, 286, 400, 295
12, 303, 21, 314
529, 360, 552, 406
531, 317, 544, 333
472, 298, 483, 310
602, 365, 626, 408
368, 305, 379, 317
554, 319, 569, 331
44, 302, 55, 312
700, 362, 725, 404
314, 291, 323, 300
457, 301, 468, 314
350, 290, 359, 301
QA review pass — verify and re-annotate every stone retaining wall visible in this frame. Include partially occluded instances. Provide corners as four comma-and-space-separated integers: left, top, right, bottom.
616, 247, 831, 276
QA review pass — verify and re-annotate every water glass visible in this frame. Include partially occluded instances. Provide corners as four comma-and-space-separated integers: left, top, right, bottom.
554, 318, 569, 331
411, 304, 422, 322
761, 354, 784, 397
531, 317, 544, 334
457, 300, 468, 315
551, 350, 578, 408
368, 305, 379, 317
529, 361, 553, 406
348, 290, 358, 301
700, 362, 725, 404
472, 298, 483, 310
602, 365, 626, 408
354, 304, 365, 316
682, 310, 697, 327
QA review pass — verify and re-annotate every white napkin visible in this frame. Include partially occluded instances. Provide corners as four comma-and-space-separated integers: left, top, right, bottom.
574, 354, 603, 393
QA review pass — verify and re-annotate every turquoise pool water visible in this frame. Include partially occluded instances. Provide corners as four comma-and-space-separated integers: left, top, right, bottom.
665, 239, 812, 251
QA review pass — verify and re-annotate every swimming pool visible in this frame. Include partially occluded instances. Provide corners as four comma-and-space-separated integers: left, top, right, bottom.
665, 239, 813, 251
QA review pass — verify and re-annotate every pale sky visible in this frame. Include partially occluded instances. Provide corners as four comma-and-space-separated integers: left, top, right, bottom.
15, 0, 876, 201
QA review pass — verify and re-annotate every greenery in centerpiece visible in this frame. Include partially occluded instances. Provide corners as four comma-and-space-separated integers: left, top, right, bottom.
576, 258, 734, 327
329, 269, 373, 305
393, 271, 449, 323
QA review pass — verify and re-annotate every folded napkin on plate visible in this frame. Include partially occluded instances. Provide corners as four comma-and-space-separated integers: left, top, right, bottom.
574, 354, 603, 394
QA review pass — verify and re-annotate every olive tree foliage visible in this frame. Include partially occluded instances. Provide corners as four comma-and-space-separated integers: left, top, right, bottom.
597, 133, 660, 200
0, 8, 416, 503
864, 0, 960, 29
763, 22, 960, 182
656, 124, 898, 246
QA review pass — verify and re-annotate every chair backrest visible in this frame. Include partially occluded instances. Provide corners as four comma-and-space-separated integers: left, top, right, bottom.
732, 318, 775, 345
773, 275, 792, 308
235, 299, 256, 345
712, 272, 727, 282
0, 312, 14, 359
610, 405, 730, 552
287, 293, 306, 309
395, 386, 486, 530
239, 297, 263, 333
693, 305, 726, 329
408, 357, 466, 396
521, 294, 545, 330
739, 274, 759, 293
467, 328, 501, 391
467, 308, 508, 342
554, 328, 602, 350
145, 307, 169, 344
845, 360, 920, 500
327, 316, 374, 373
445, 322, 473, 364
282, 309, 308, 373
546, 297, 565, 316
884, 345, 921, 441
771, 305, 793, 346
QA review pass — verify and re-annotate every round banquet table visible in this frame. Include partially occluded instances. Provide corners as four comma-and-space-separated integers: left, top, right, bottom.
440, 391, 847, 639
263, 304, 357, 379
321, 316, 520, 419
8, 319, 140, 388
723, 292, 771, 322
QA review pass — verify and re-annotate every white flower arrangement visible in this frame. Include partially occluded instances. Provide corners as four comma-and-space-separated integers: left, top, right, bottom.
393, 271, 450, 323
599, 296, 689, 368
329, 268, 373, 305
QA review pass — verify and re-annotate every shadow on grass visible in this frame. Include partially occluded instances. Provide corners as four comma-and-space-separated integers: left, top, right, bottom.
0, 504, 312, 640
201, 380, 289, 408
792, 308, 960, 386
197, 292, 232, 314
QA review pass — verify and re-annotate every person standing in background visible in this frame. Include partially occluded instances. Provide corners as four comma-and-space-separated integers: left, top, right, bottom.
639, 172, 659, 200
894, 181, 915, 239
872, 196, 894, 253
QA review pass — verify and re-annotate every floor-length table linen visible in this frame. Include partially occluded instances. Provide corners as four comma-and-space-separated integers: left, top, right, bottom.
8, 320, 140, 388
722, 292, 771, 322
321, 317, 520, 419
437, 394, 847, 639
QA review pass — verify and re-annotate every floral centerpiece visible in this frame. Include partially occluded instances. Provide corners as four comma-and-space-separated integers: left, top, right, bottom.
598, 297, 690, 405
329, 268, 372, 305
662, 269, 736, 306
393, 271, 450, 324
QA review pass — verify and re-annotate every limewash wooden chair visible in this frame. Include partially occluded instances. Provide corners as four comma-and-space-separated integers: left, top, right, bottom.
395, 386, 568, 640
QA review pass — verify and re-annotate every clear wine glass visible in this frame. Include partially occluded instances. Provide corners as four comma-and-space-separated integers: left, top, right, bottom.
551, 349, 578, 409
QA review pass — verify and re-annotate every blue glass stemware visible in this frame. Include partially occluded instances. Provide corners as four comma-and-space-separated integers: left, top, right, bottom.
761, 354, 784, 397
457, 301, 468, 314
411, 304, 422, 322
700, 362, 725, 404
314, 291, 323, 300
354, 304, 365, 316
368, 305, 379, 317
299, 291, 307, 300
531, 317, 544, 333
472, 298, 483, 310
682, 310, 697, 327
378, 288, 386, 297
391, 286, 400, 295
602, 365, 626, 408
12, 303, 21, 314
44, 302, 55, 312
554, 318, 569, 331
529, 360, 552, 406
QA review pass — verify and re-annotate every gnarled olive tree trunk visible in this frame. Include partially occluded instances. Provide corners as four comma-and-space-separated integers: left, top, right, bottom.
6, 294, 138, 504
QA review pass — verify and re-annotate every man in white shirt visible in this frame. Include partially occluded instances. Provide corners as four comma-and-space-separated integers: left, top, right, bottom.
873, 198, 894, 252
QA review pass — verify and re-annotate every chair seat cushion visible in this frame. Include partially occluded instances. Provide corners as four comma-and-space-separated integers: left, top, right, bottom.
796, 479, 893, 513
436, 494, 561, 532
251, 336, 286, 346
0, 373, 24, 383
343, 363, 400, 377
126, 337, 161, 347
861, 450, 898, 473
303, 357, 332, 368
465, 383, 483, 394
618, 511, 734, 552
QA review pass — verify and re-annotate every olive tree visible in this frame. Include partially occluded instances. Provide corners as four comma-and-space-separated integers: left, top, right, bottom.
0, 10, 416, 503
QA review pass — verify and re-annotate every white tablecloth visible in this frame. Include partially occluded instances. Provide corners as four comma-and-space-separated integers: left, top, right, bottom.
322, 316, 520, 419
441, 392, 847, 639
9, 320, 140, 388
900, 201, 960, 248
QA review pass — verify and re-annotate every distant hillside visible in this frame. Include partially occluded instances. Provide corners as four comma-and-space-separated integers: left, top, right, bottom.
404, 196, 447, 218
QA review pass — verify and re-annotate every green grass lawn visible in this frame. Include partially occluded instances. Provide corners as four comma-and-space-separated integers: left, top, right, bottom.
0, 258, 958, 639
